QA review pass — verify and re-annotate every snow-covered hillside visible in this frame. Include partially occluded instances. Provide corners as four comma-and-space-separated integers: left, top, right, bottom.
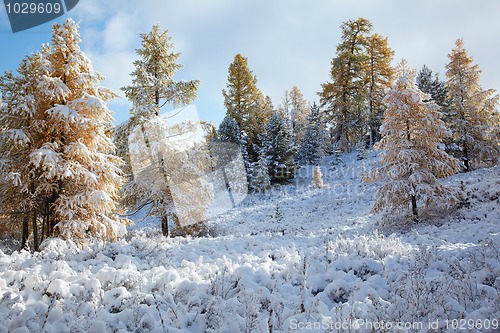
1, 154, 499, 333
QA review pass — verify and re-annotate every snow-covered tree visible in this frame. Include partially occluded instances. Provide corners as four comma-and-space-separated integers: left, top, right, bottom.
212, 115, 248, 205
298, 102, 325, 165
0, 19, 130, 247
288, 86, 310, 143
0, 50, 47, 249
251, 152, 271, 193
367, 60, 460, 226
416, 65, 448, 107
312, 166, 324, 189
217, 115, 242, 145
261, 111, 296, 184
445, 39, 500, 171
115, 24, 200, 236
366, 33, 394, 148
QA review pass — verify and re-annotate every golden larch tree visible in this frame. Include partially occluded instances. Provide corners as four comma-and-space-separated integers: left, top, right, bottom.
1, 19, 130, 246
320, 17, 372, 152
222, 54, 268, 165
445, 39, 500, 171
368, 60, 460, 226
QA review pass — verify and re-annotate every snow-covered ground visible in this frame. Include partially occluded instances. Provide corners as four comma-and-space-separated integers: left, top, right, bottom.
1, 153, 499, 332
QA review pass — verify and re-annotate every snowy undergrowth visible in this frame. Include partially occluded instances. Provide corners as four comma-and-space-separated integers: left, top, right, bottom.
0, 154, 499, 332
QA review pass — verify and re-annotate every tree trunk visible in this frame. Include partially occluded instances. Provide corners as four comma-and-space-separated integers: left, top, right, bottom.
21, 215, 29, 250
161, 214, 169, 237
407, 120, 418, 224
411, 194, 418, 224
32, 211, 39, 251
463, 141, 470, 172
222, 168, 236, 208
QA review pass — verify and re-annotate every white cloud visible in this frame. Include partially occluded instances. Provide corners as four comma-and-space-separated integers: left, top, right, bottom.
66, 0, 500, 126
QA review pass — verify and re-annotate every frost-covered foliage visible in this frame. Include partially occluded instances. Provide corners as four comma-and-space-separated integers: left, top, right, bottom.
261, 111, 296, 184
0, 19, 129, 246
368, 60, 461, 226
114, 24, 200, 236
0, 153, 499, 332
298, 102, 325, 166
416, 64, 448, 108
217, 115, 243, 145
287, 86, 310, 144
250, 152, 271, 193
312, 166, 324, 189
445, 39, 500, 171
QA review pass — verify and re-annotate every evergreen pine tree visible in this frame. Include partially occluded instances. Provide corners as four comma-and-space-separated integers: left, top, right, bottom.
298, 102, 324, 165
416, 65, 448, 107
115, 24, 200, 236
251, 152, 271, 193
445, 39, 500, 171
212, 115, 248, 205
367, 60, 460, 226
0, 19, 130, 246
261, 111, 296, 184
217, 115, 243, 144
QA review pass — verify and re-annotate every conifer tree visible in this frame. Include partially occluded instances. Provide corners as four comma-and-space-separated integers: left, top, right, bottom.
416, 65, 448, 107
222, 54, 269, 166
217, 115, 243, 145
320, 17, 372, 152
0, 51, 47, 249
366, 33, 394, 148
261, 111, 296, 184
367, 60, 460, 226
445, 39, 500, 171
115, 24, 200, 236
0, 19, 130, 246
312, 166, 324, 189
251, 152, 271, 193
288, 86, 310, 143
298, 103, 324, 165
212, 115, 248, 205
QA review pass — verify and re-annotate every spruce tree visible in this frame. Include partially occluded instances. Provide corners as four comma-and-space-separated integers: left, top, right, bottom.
251, 152, 271, 193
445, 39, 500, 171
298, 102, 324, 165
217, 115, 243, 144
367, 60, 460, 226
212, 115, 248, 205
0, 19, 130, 246
261, 111, 296, 184
116, 24, 200, 236
320, 17, 372, 152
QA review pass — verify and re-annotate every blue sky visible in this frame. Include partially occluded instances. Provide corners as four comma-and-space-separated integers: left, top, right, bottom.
1, 0, 499, 127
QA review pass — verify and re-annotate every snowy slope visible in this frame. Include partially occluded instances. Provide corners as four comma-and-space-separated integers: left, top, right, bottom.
0, 153, 499, 333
